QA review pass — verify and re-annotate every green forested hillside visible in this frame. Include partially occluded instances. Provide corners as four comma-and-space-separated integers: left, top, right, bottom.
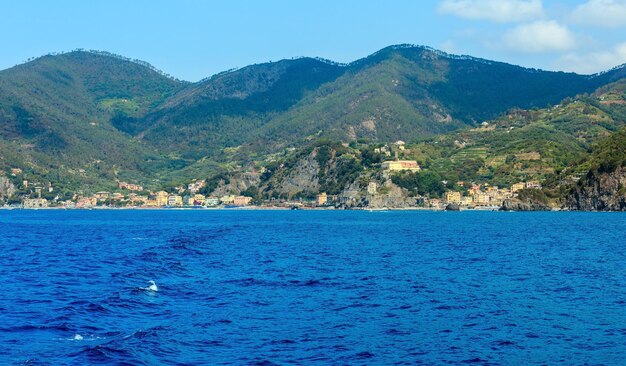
585, 126, 626, 174
252, 96, 626, 203
0, 46, 625, 196
396, 93, 626, 188
0, 51, 183, 191
140, 45, 620, 159
564, 125, 626, 211
139, 57, 346, 158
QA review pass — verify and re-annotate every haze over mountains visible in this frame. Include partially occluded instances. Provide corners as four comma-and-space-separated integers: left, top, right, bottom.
1, 44, 625, 191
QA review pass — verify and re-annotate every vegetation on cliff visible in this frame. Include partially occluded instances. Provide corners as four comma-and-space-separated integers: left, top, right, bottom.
1, 46, 626, 207
588, 127, 626, 174
565, 126, 626, 211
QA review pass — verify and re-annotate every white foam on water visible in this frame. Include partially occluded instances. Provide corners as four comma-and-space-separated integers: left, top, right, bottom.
61, 334, 104, 341
142, 280, 158, 292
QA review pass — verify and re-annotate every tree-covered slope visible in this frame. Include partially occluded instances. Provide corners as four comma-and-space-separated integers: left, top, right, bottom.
138, 45, 620, 159
139, 57, 346, 157
565, 126, 626, 211
0, 51, 182, 190
393, 74, 625, 188
0, 46, 625, 195
231, 79, 626, 204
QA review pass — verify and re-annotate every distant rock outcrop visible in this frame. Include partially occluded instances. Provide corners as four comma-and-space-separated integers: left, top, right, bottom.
211, 171, 261, 197
565, 166, 626, 211
500, 188, 552, 211
445, 203, 461, 211
0, 176, 16, 200
500, 198, 550, 211
363, 181, 415, 209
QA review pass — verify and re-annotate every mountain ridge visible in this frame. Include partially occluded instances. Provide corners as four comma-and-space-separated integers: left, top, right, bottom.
0, 44, 625, 196
138, 44, 625, 159
9, 44, 626, 84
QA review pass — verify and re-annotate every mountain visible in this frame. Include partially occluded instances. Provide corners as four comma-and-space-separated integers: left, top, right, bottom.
0, 45, 625, 195
137, 57, 346, 158
139, 45, 624, 159
563, 79, 626, 211
0, 51, 182, 191
252, 77, 626, 204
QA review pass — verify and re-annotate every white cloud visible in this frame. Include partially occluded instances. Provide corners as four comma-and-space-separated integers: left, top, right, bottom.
571, 0, 626, 28
556, 42, 626, 74
438, 0, 543, 23
503, 20, 576, 53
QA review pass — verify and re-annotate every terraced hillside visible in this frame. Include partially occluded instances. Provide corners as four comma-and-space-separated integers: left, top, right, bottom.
0, 46, 625, 196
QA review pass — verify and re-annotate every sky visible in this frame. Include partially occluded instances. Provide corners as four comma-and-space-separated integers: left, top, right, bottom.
1, 0, 626, 81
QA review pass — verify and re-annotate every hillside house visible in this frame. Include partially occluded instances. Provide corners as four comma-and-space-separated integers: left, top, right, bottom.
382, 160, 421, 172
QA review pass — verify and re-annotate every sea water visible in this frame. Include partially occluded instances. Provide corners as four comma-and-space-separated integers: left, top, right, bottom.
0, 210, 625, 365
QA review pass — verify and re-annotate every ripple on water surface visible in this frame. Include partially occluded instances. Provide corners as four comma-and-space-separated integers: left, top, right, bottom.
0, 210, 625, 365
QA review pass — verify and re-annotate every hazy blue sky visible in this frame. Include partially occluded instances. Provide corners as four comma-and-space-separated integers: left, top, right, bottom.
1, 0, 625, 81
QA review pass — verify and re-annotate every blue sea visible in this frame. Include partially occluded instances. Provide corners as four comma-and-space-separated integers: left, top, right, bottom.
1, 210, 625, 365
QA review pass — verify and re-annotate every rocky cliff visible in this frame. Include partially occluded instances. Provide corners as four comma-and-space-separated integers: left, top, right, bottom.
500, 188, 552, 211
0, 176, 16, 200
500, 198, 551, 211
268, 153, 321, 197
261, 143, 365, 199
211, 172, 261, 197
363, 181, 415, 209
336, 179, 415, 209
565, 166, 626, 211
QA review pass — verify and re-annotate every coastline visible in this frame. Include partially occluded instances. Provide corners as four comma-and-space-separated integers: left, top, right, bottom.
0, 205, 572, 212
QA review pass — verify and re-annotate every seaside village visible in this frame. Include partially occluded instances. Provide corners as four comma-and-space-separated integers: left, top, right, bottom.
17, 178, 252, 209
12, 148, 541, 210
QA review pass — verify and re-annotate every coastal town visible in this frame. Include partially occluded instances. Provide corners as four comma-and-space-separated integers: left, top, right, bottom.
10, 158, 543, 210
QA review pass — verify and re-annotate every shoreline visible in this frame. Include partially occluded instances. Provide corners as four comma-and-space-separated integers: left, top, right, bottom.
0, 205, 588, 212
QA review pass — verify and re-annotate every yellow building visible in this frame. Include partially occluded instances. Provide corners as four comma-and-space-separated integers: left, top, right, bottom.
317, 192, 328, 205
155, 191, 169, 206
445, 191, 462, 203
94, 192, 110, 201
233, 196, 252, 206
461, 196, 474, 206
168, 195, 183, 207
473, 193, 490, 205
381, 160, 421, 172
511, 183, 525, 192
220, 195, 235, 204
